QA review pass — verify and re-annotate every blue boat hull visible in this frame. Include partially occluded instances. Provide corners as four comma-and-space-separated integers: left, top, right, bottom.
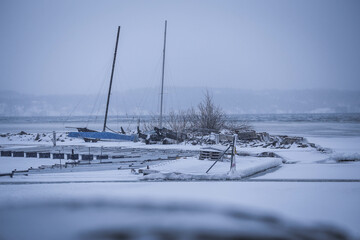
68, 132, 138, 142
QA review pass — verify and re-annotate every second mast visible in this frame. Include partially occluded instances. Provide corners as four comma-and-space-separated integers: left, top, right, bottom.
159, 20, 167, 129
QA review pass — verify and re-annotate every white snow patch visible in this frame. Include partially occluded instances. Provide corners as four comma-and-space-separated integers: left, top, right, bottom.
329, 152, 360, 162
254, 163, 360, 180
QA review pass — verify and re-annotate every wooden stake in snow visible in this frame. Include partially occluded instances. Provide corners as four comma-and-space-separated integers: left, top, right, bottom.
229, 134, 237, 173
100, 146, 103, 163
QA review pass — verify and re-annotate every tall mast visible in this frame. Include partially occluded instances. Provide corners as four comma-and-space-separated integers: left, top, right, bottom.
103, 26, 121, 132
159, 20, 167, 129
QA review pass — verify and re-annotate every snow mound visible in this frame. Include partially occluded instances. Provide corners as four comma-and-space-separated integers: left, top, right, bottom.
142, 157, 282, 181
142, 172, 241, 181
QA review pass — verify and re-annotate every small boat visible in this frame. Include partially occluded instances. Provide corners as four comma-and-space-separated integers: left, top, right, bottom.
68, 130, 136, 142
68, 26, 137, 142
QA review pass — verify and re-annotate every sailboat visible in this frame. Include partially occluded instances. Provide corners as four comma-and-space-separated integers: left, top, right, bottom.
137, 21, 184, 143
69, 21, 169, 142
68, 26, 137, 142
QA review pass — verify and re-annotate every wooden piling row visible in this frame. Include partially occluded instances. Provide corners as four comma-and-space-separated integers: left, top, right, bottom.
53, 153, 65, 159
1, 151, 142, 160
81, 154, 93, 161
13, 151, 25, 157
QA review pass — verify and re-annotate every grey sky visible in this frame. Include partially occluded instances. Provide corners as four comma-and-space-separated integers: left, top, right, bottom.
1, 0, 360, 95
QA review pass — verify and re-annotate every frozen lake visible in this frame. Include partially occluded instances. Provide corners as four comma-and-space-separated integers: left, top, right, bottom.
0, 113, 360, 239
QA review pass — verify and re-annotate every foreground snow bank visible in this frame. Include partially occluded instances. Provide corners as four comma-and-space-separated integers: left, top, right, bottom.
0, 199, 353, 240
143, 157, 282, 180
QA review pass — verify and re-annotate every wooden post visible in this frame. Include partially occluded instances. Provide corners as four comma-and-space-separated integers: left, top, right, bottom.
52, 131, 56, 147
215, 134, 219, 144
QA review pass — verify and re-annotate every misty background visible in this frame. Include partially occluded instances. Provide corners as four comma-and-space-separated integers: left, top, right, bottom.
1, 0, 360, 116
1, 88, 359, 116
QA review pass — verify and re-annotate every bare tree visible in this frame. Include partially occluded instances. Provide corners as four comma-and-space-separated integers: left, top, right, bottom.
194, 90, 226, 132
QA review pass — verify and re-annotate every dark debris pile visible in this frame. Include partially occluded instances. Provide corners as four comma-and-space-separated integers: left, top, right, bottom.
137, 128, 327, 151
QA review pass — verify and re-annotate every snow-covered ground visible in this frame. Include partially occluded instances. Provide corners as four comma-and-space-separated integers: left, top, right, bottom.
0, 157, 59, 174
0, 119, 360, 239
308, 136, 360, 154
254, 163, 360, 180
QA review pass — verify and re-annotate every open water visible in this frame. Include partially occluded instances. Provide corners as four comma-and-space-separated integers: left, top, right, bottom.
0, 113, 359, 138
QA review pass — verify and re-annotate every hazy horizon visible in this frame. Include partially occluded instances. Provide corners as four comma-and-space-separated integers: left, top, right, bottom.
1, 88, 359, 116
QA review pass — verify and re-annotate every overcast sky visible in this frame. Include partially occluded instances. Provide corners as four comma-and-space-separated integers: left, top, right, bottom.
1, 0, 360, 95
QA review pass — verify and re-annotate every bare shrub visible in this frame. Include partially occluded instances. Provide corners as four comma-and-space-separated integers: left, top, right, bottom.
139, 90, 252, 137
166, 110, 191, 133
140, 114, 159, 132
